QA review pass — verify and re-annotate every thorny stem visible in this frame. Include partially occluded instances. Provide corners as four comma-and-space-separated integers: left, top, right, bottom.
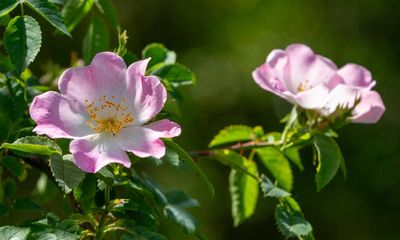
189, 140, 283, 157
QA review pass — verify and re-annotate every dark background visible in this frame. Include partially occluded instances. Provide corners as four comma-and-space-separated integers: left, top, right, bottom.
33, 0, 400, 239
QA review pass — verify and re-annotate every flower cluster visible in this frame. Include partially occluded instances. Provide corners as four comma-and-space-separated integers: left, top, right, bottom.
30, 52, 181, 173
252, 44, 385, 123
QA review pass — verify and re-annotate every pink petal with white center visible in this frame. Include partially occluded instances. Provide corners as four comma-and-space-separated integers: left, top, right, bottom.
29, 91, 93, 138
58, 52, 127, 104
284, 44, 317, 92
337, 63, 376, 89
126, 59, 167, 125
70, 134, 131, 173
284, 83, 330, 110
351, 91, 385, 124
115, 120, 181, 159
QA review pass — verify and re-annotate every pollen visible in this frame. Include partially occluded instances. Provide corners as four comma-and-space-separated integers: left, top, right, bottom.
84, 95, 134, 135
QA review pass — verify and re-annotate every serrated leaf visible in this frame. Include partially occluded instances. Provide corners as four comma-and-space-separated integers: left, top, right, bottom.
163, 139, 214, 197
142, 43, 176, 69
209, 125, 254, 148
314, 135, 342, 192
73, 174, 96, 210
61, 0, 94, 32
164, 205, 197, 234
256, 147, 293, 191
82, 14, 109, 63
4, 16, 42, 73
0, 0, 18, 18
229, 160, 259, 226
0, 156, 27, 181
275, 204, 312, 238
153, 64, 196, 87
94, 0, 118, 29
25, 0, 71, 37
211, 149, 248, 173
49, 154, 85, 194
260, 175, 290, 198
1, 136, 62, 156
0, 226, 30, 240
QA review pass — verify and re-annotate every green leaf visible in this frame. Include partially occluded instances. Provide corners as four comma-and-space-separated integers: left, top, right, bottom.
209, 125, 254, 148
73, 174, 97, 211
211, 149, 250, 175
4, 16, 42, 73
165, 190, 199, 208
82, 14, 109, 63
0, 156, 27, 181
153, 63, 196, 87
229, 160, 259, 226
94, 0, 118, 29
25, 0, 71, 37
142, 43, 176, 69
0, 0, 18, 18
1, 136, 62, 156
256, 147, 293, 191
314, 134, 342, 192
260, 175, 290, 198
0, 226, 30, 240
49, 154, 85, 194
284, 147, 304, 171
61, 0, 94, 32
163, 139, 214, 197
164, 205, 197, 234
275, 204, 312, 238
95, 166, 114, 185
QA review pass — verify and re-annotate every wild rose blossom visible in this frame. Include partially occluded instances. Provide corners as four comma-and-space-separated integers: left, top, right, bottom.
29, 52, 181, 173
252, 43, 385, 123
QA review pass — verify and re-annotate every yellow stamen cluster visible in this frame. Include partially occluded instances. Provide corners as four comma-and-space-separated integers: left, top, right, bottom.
84, 95, 134, 135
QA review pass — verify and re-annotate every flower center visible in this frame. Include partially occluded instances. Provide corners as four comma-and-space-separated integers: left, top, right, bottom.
84, 95, 134, 135
297, 79, 310, 92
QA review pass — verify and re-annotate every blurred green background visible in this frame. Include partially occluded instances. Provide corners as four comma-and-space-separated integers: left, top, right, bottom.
32, 0, 399, 239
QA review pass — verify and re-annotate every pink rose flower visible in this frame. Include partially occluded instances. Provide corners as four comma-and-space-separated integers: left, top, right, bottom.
29, 52, 181, 173
252, 44, 385, 123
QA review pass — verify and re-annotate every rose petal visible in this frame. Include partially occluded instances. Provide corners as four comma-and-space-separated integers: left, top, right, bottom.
323, 84, 360, 115
126, 59, 167, 125
337, 63, 376, 89
351, 91, 385, 123
285, 83, 330, 110
59, 52, 127, 104
70, 134, 131, 173
29, 91, 93, 138
115, 120, 181, 158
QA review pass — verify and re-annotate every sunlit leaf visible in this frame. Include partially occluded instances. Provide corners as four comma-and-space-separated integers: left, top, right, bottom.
61, 0, 94, 31
256, 147, 293, 191
4, 16, 42, 73
209, 125, 254, 148
260, 175, 290, 198
0, 0, 18, 18
1, 136, 62, 156
25, 0, 71, 37
0, 226, 30, 240
229, 160, 259, 226
153, 64, 196, 87
314, 134, 342, 192
275, 204, 312, 238
142, 43, 176, 69
49, 154, 85, 194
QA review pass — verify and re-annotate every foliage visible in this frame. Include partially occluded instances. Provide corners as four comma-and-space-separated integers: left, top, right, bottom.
0, 0, 377, 239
